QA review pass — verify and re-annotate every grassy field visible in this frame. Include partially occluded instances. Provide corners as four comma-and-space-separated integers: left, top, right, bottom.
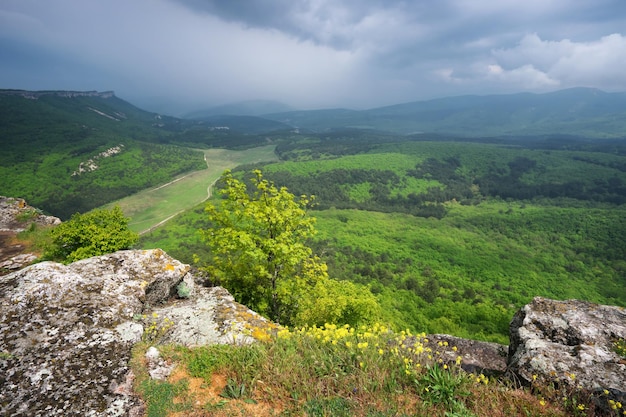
104, 145, 278, 233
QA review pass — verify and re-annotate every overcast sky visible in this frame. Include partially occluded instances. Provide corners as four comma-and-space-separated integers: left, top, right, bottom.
1, 0, 626, 113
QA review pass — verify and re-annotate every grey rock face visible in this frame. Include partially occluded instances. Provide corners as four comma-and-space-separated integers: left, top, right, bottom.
0, 248, 276, 416
0, 196, 61, 274
0, 196, 61, 233
154, 285, 274, 347
508, 297, 626, 395
425, 334, 508, 376
0, 249, 188, 417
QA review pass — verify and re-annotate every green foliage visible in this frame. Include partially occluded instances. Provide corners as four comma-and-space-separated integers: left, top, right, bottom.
15, 208, 39, 222
176, 281, 191, 298
140, 136, 626, 342
45, 206, 138, 263
295, 278, 382, 327
220, 378, 247, 399
130, 323, 574, 416
303, 397, 352, 416
0, 93, 210, 218
137, 377, 189, 417
419, 364, 472, 415
199, 169, 324, 324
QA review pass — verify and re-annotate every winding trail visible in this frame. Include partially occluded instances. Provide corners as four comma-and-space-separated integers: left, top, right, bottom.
108, 145, 278, 235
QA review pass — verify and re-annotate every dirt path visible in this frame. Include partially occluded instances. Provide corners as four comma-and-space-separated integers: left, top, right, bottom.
113, 145, 278, 235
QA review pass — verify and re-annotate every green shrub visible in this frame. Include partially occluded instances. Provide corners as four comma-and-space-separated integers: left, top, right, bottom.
44, 206, 138, 263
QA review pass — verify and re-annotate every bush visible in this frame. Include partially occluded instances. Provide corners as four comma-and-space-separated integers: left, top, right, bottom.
45, 206, 138, 263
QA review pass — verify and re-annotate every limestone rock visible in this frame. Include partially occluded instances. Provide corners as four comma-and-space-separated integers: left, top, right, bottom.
0, 253, 38, 271
508, 297, 626, 396
144, 347, 175, 381
0, 196, 61, 274
0, 248, 277, 416
154, 285, 275, 347
0, 196, 61, 233
0, 249, 188, 416
425, 334, 508, 376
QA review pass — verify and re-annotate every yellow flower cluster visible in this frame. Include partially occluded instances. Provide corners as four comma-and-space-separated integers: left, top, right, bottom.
609, 399, 623, 410
475, 373, 489, 385
273, 322, 464, 380
142, 312, 174, 342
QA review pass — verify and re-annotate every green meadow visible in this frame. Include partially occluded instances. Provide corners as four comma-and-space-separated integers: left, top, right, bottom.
105, 145, 278, 233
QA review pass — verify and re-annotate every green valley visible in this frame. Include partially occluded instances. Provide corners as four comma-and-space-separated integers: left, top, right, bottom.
140, 135, 626, 344
2, 89, 625, 344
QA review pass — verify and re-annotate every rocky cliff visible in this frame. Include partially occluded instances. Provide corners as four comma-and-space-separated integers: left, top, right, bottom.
0, 249, 274, 416
508, 297, 626, 399
0, 197, 61, 273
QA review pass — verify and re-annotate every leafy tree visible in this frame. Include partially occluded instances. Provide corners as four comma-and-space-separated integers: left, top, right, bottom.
45, 206, 138, 263
295, 279, 382, 327
199, 169, 330, 324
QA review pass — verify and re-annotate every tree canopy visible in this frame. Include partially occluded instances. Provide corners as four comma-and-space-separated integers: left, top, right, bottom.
199, 169, 380, 326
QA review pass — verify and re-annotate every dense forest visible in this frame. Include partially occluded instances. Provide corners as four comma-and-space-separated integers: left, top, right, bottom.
141, 133, 626, 344
3, 90, 625, 343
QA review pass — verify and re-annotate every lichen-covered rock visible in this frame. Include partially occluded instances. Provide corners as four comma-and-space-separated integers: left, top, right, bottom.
0, 196, 61, 275
425, 334, 508, 376
0, 196, 61, 232
508, 297, 626, 396
0, 249, 188, 416
154, 285, 276, 347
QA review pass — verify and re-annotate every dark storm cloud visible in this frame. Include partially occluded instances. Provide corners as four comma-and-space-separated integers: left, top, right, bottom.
1, 0, 625, 112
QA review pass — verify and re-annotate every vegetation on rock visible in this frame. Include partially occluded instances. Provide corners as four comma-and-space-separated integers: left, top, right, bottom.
131, 323, 625, 416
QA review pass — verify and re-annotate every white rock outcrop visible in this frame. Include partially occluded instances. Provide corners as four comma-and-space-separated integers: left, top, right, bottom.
0, 249, 271, 416
508, 297, 626, 397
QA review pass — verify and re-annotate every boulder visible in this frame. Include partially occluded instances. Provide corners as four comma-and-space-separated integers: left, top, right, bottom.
154, 285, 276, 346
508, 297, 626, 396
0, 196, 61, 275
0, 249, 268, 416
0, 196, 61, 233
0, 249, 187, 416
425, 334, 508, 376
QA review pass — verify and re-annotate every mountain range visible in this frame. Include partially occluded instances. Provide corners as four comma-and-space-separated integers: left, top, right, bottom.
2, 87, 625, 139
262, 87, 626, 137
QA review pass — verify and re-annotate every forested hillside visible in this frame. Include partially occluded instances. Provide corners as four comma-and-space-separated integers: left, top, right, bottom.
141, 133, 626, 343
0, 91, 287, 218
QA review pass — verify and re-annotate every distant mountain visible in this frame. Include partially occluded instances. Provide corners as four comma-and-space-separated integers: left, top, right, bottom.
195, 115, 292, 134
0, 89, 188, 139
264, 88, 626, 138
185, 100, 295, 118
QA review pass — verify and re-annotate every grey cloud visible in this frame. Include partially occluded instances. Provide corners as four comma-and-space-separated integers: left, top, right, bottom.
1, 0, 625, 111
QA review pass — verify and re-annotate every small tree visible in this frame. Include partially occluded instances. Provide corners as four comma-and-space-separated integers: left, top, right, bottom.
46, 206, 138, 263
199, 169, 328, 324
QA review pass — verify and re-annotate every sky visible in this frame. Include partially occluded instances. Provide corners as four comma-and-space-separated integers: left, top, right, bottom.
1, 0, 626, 114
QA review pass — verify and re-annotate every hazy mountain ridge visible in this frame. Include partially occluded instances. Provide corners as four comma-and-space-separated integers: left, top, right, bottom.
263, 87, 626, 137
185, 99, 295, 118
